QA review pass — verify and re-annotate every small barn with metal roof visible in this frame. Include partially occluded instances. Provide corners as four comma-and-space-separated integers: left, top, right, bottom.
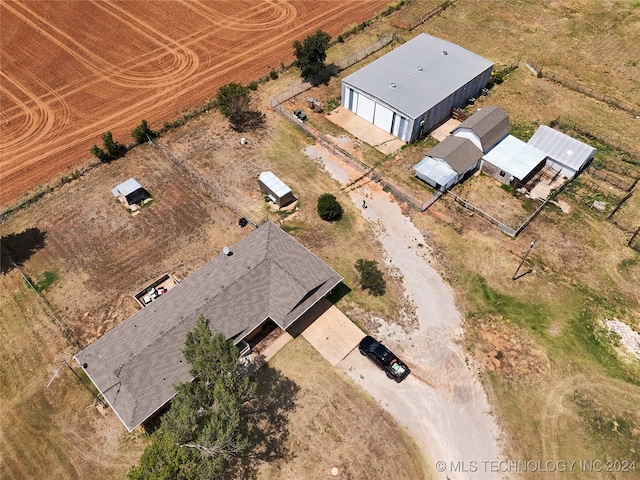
481, 135, 548, 186
111, 178, 150, 206
341, 33, 493, 143
527, 125, 596, 180
258, 171, 296, 208
413, 136, 483, 191
74, 221, 342, 432
451, 106, 511, 153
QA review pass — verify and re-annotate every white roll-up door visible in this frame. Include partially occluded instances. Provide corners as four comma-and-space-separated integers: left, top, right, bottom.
373, 104, 394, 132
356, 95, 375, 123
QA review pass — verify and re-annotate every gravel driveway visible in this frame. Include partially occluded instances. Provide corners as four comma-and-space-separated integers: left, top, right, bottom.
306, 145, 506, 480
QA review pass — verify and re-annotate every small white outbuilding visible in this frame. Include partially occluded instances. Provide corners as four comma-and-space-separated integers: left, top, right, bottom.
258, 171, 296, 208
111, 178, 150, 206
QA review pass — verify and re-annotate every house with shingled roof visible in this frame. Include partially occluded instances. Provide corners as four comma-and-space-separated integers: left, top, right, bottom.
74, 221, 342, 432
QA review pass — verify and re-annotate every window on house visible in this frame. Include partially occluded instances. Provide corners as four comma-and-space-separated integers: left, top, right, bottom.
499, 171, 506, 177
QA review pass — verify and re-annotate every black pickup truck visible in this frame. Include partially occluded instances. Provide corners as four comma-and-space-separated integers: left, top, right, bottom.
358, 335, 410, 383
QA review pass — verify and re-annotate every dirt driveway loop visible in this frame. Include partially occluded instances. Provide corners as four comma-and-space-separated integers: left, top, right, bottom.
305, 143, 507, 480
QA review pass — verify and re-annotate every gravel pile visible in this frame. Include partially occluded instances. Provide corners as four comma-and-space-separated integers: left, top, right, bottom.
604, 319, 640, 356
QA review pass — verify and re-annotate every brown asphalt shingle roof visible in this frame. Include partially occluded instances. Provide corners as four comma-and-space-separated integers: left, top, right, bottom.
74, 221, 342, 431
425, 136, 483, 174
454, 106, 511, 152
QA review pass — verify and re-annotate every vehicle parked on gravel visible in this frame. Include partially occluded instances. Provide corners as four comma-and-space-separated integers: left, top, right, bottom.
359, 335, 410, 383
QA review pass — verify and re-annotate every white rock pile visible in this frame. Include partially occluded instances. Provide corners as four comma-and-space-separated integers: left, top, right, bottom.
604, 319, 640, 357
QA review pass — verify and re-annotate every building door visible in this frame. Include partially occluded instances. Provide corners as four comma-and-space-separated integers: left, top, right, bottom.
373, 104, 394, 132
356, 95, 375, 123
347, 88, 357, 111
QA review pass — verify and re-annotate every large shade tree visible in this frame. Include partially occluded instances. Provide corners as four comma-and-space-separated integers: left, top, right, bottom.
129, 316, 255, 480
292, 29, 331, 79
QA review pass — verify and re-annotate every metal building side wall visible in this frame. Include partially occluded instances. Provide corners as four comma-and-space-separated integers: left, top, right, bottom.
545, 158, 575, 181
481, 160, 514, 185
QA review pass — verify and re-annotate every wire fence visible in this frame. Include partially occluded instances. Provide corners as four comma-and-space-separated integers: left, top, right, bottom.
526, 60, 640, 117
150, 139, 265, 228
271, 33, 394, 107
391, 0, 459, 31
274, 104, 427, 211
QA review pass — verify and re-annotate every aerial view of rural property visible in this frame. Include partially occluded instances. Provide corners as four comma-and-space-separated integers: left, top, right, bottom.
2, 0, 640, 479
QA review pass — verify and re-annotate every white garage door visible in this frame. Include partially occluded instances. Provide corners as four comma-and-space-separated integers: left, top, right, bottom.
356, 95, 375, 123
373, 104, 394, 132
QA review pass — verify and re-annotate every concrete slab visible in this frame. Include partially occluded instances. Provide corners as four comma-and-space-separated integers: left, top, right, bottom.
244, 330, 293, 375
430, 118, 461, 142
326, 107, 405, 155
295, 298, 365, 366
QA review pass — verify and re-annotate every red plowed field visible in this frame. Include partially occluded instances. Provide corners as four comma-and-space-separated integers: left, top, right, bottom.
0, 0, 388, 207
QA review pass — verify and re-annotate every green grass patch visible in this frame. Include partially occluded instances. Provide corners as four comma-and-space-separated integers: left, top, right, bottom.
510, 121, 539, 141
25, 271, 59, 293
617, 254, 640, 273
571, 390, 640, 459
461, 273, 550, 333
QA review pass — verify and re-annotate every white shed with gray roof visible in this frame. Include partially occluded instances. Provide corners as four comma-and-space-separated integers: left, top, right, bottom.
527, 125, 596, 180
341, 33, 493, 143
258, 171, 296, 208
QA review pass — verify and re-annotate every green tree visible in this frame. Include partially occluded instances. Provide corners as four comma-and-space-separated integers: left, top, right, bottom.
129, 316, 255, 480
215, 83, 264, 132
90, 131, 127, 163
316, 193, 343, 222
215, 83, 250, 117
131, 119, 156, 144
355, 259, 386, 296
292, 29, 331, 79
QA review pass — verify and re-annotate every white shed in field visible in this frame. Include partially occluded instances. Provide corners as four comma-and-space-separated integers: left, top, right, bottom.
341, 34, 493, 143
527, 125, 596, 180
111, 178, 150, 206
258, 171, 296, 208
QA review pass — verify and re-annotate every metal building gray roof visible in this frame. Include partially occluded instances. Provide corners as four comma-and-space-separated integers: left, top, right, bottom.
527, 125, 596, 171
259, 171, 292, 197
413, 157, 457, 187
111, 178, 142, 197
453, 106, 511, 152
483, 135, 547, 181
423, 136, 483, 174
74, 221, 342, 432
342, 33, 493, 119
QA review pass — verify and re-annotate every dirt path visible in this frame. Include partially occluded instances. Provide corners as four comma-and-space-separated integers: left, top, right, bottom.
306, 145, 506, 479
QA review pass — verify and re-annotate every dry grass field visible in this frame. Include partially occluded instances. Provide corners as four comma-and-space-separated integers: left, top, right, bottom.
254, 338, 427, 479
0, 270, 148, 480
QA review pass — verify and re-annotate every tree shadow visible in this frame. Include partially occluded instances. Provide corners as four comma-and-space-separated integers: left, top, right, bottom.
236, 365, 300, 479
1, 227, 47, 274
307, 63, 340, 86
